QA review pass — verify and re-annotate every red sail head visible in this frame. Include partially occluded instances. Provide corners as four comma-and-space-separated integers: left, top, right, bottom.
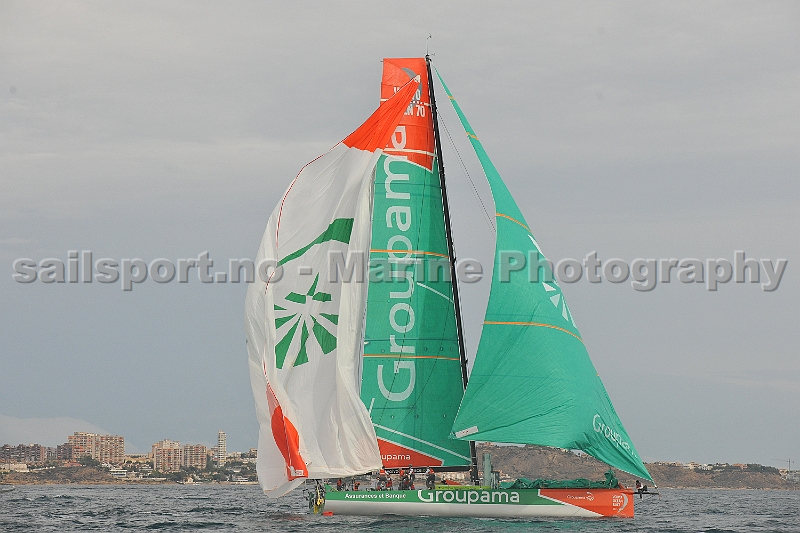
380, 58, 435, 171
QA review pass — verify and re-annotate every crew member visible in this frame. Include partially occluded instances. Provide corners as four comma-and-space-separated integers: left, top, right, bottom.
336, 478, 343, 491
408, 465, 416, 489
426, 467, 436, 490
469, 464, 479, 485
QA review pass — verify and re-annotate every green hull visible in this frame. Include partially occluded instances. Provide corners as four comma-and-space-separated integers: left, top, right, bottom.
323, 487, 634, 518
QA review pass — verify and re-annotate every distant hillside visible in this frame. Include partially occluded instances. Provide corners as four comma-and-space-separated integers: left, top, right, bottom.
2, 466, 119, 484
477, 444, 797, 489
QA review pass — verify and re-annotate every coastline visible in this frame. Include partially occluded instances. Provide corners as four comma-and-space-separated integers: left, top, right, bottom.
3, 472, 796, 490
0, 466, 258, 486
1, 477, 259, 486
476, 445, 798, 490
2, 481, 797, 490
2, 444, 796, 490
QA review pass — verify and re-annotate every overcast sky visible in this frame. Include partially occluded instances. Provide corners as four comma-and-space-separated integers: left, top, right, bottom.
1, 2, 798, 468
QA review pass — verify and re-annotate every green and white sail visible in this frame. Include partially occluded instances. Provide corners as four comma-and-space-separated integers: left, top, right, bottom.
437, 70, 653, 482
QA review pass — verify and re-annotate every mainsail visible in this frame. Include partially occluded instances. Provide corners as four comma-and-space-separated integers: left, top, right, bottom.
359, 58, 472, 469
245, 79, 419, 496
437, 70, 653, 482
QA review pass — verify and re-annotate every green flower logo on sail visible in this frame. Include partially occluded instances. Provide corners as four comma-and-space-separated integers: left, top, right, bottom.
272, 217, 355, 370
274, 274, 338, 369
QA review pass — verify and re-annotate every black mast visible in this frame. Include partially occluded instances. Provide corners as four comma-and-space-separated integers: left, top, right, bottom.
425, 55, 479, 475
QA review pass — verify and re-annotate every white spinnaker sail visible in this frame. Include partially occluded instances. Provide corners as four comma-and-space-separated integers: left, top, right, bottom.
245, 79, 419, 497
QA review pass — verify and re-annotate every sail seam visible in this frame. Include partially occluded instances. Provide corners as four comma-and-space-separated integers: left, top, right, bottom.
384, 148, 436, 157
483, 321, 583, 343
363, 354, 460, 361
416, 281, 454, 303
369, 249, 449, 258
496, 213, 530, 232
380, 99, 431, 107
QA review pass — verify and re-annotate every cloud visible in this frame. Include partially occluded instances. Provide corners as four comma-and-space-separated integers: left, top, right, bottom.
0, 414, 112, 447
708, 376, 800, 394
0, 237, 32, 245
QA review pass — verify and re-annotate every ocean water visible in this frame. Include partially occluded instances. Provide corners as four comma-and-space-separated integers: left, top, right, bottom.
0, 485, 798, 532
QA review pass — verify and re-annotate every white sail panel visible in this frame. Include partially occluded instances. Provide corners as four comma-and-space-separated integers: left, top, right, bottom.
245, 80, 419, 497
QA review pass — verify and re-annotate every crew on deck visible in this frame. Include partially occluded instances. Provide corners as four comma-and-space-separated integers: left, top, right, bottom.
399, 467, 409, 490
470, 464, 479, 485
426, 467, 436, 490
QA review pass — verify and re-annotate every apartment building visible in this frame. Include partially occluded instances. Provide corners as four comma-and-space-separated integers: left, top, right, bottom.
182, 444, 208, 469
0, 443, 47, 464
216, 431, 226, 466
65, 432, 125, 464
152, 440, 183, 473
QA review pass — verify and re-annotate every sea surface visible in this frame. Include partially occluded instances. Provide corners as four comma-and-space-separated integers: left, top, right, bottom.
1, 484, 798, 532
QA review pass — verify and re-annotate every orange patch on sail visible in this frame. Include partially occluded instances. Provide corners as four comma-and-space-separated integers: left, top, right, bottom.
343, 78, 419, 153
266, 384, 307, 480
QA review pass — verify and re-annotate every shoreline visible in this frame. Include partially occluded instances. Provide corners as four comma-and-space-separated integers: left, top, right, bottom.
0, 480, 259, 486
3, 444, 797, 490
0, 480, 800, 491
476, 445, 799, 491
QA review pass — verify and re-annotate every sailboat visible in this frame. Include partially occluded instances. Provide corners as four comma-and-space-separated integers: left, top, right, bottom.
244, 56, 653, 519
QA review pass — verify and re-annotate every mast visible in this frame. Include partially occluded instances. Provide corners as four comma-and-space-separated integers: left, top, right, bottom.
425, 55, 479, 473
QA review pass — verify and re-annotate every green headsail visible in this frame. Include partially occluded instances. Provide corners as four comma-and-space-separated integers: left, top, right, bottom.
360, 153, 472, 468
437, 70, 652, 482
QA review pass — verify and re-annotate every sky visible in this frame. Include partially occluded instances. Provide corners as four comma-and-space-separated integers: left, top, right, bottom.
1, 2, 798, 468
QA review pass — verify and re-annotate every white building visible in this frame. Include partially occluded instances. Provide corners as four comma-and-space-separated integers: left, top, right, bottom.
108, 467, 128, 479
0, 463, 28, 472
217, 431, 226, 467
